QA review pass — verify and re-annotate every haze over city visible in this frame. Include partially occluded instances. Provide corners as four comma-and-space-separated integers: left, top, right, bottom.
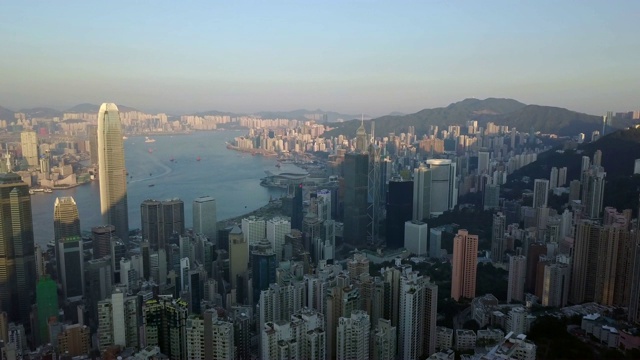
1, 1, 639, 115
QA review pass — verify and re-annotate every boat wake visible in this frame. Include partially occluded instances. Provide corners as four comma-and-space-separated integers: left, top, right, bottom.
129, 153, 173, 184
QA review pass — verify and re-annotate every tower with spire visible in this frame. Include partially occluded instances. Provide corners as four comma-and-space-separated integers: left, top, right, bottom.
355, 115, 368, 153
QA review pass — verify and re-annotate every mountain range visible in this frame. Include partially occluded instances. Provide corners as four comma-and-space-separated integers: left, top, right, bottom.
324, 98, 637, 138
1, 98, 636, 136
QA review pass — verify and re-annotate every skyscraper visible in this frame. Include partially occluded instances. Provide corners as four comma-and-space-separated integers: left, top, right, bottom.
20, 130, 39, 168
451, 229, 478, 301
87, 124, 99, 165
581, 167, 606, 219
251, 239, 276, 305
336, 311, 370, 360
0, 173, 36, 326
162, 198, 185, 241
344, 152, 369, 246
386, 179, 413, 249
477, 151, 490, 175
141, 199, 162, 249
54, 197, 84, 300
92, 225, 116, 260
266, 217, 290, 262
507, 255, 526, 303
532, 179, 549, 209
35, 276, 58, 345
491, 212, 506, 262
228, 226, 248, 297
98, 103, 129, 242
570, 220, 600, 303
193, 196, 217, 244
413, 160, 457, 220
291, 184, 303, 231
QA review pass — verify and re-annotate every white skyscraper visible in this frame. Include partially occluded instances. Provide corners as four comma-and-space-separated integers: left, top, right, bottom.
20, 131, 38, 168
413, 159, 457, 220
98, 103, 129, 242
97, 287, 138, 352
533, 179, 549, 209
507, 255, 527, 303
336, 310, 370, 360
241, 216, 266, 246
266, 217, 291, 262
193, 196, 217, 244
404, 220, 428, 256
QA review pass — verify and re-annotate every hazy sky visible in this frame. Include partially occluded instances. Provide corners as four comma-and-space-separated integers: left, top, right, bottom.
1, 1, 639, 115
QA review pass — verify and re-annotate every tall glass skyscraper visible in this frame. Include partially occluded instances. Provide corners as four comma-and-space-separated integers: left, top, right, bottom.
54, 196, 84, 300
98, 103, 129, 242
0, 173, 36, 327
193, 196, 217, 244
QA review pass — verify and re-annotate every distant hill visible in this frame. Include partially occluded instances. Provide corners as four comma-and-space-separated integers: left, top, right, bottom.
324, 98, 528, 137
192, 108, 364, 122
18, 107, 63, 118
0, 106, 14, 121
324, 98, 637, 138
65, 103, 139, 113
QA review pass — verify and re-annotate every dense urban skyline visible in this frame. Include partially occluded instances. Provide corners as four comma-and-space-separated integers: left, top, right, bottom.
1, 1, 639, 115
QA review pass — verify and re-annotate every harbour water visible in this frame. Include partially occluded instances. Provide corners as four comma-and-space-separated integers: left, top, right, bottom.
30, 130, 289, 246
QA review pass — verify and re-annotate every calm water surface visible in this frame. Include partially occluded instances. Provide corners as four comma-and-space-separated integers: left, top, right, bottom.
31, 130, 289, 246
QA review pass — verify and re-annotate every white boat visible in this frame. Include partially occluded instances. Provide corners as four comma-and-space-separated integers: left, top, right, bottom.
145, 137, 156, 143
122, 136, 128, 140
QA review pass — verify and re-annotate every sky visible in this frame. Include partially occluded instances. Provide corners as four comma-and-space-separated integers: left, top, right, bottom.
0, 1, 639, 116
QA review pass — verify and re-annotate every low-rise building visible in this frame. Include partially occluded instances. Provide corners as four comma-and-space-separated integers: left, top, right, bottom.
436, 327, 453, 350
455, 329, 477, 351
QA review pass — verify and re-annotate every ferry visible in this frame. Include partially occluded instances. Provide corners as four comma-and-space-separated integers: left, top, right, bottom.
145, 137, 156, 143
196, 156, 201, 161
148, 184, 155, 187
122, 136, 128, 140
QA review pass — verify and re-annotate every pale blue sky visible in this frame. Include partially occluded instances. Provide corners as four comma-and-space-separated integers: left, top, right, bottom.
1, 1, 638, 115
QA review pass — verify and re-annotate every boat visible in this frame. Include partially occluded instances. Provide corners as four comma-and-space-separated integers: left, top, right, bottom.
44, 188, 52, 193
196, 156, 201, 161
275, 163, 281, 168
148, 184, 155, 187
145, 137, 156, 143
122, 136, 128, 140
148, 148, 153, 153
170, 157, 175, 162
29, 189, 34, 195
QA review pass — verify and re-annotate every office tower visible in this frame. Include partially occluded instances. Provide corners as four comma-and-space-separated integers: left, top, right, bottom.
404, 221, 428, 256
582, 167, 606, 219
336, 310, 370, 360
141, 199, 162, 249
0, 173, 35, 326
317, 189, 332, 221
570, 220, 600, 303
355, 118, 368, 153
266, 217, 290, 262
532, 179, 549, 209
478, 151, 490, 175
483, 184, 500, 210
291, 184, 304, 231
372, 318, 397, 360
229, 226, 248, 299
241, 216, 265, 246
549, 167, 559, 189
344, 152, 369, 246
57, 324, 90, 357
141, 240, 151, 280
185, 309, 235, 360
507, 255, 526, 303
35, 244, 45, 279
193, 196, 217, 244
540, 263, 570, 307
20, 130, 38, 167
413, 160, 458, 220
35, 276, 58, 345
429, 227, 443, 259
251, 239, 277, 305
54, 196, 84, 300
142, 296, 189, 359
162, 198, 185, 240
87, 124, 99, 165
581, 155, 591, 173
261, 308, 325, 360
386, 179, 413, 249
451, 230, 478, 301
97, 288, 139, 351
110, 238, 126, 283
629, 232, 640, 323
491, 212, 506, 262
98, 103, 129, 242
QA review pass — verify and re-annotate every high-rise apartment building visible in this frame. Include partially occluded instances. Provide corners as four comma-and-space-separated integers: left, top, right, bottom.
541, 263, 570, 307
451, 229, 478, 301
142, 296, 189, 359
0, 173, 36, 327
570, 220, 601, 303
97, 288, 139, 351
344, 152, 369, 246
398, 268, 438, 360
478, 151, 490, 175
20, 130, 38, 168
228, 226, 248, 297
186, 309, 235, 360
87, 124, 99, 165
241, 216, 266, 246
193, 196, 217, 244
57, 324, 91, 357
372, 318, 397, 360
54, 196, 84, 300
336, 310, 370, 360
581, 167, 606, 219
549, 167, 559, 189
266, 217, 290, 262
98, 103, 129, 242
261, 308, 325, 360
491, 212, 506, 262
595, 225, 633, 306
507, 255, 526, 303
483, 184, 500, 210
532, 179, 549, 209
